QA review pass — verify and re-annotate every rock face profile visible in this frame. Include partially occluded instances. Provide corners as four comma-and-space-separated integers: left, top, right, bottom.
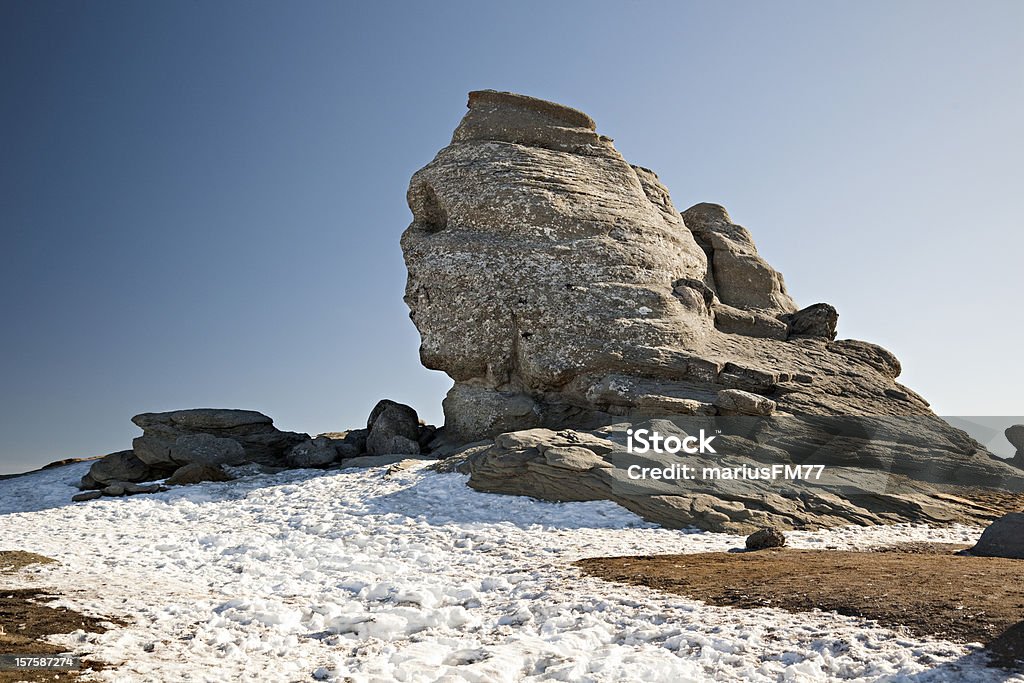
402, 90, 1024, 531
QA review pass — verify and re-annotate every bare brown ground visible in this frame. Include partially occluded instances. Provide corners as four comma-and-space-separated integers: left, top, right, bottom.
0, 551, 116, 682
577, 543, 1024, 670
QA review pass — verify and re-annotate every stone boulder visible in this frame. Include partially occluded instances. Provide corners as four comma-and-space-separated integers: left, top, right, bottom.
970, 513, 1024, 559
1007, 426, 1024, 450
746, 528, 787, 550
1007, 425, 1024, 470
365, 400, 424, 456
131, 409, 306, 468
102, 481, 162, 497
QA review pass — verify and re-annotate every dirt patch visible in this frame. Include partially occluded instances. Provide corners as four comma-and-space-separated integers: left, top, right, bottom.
577, 547, 1024, 670
0, 554, 116, 681
0, 552, 57, 575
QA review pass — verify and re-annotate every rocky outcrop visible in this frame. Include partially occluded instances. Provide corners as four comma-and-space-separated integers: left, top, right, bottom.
406, 91, 1024, 531
80, 409, 301, 489
680, 202, 795, 316
131, 409, 306, 468
73, 481, 166, 502
80, 403, 438, 491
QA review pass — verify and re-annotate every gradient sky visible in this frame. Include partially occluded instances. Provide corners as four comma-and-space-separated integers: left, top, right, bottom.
2, 1, 1022, 474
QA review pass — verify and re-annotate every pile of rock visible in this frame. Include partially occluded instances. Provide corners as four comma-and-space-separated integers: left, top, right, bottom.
76, 401, 437, 500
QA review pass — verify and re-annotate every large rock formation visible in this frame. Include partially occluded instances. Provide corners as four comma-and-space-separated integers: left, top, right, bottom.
402, 90, 934, 441
402, 90, 1024, 530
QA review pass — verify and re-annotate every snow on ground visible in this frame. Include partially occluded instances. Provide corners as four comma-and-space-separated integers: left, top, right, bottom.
0, 461, 1018, 682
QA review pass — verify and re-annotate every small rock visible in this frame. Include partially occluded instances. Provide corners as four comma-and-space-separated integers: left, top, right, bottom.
746, 528, 787, 551
102, 484, 126, 497
970, 512, 1024, 559
71, 491, 103, 502
166, 463, 233, 486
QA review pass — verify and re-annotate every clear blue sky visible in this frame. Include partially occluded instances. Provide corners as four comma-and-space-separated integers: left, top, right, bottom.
2, 1, 1022, 474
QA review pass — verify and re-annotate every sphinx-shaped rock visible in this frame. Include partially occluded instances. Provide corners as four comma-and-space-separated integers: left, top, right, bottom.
404, 91, 1024, 531
402, 91, 941, 440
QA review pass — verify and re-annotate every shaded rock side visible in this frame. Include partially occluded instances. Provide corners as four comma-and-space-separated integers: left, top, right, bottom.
401, 91, 951, 445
